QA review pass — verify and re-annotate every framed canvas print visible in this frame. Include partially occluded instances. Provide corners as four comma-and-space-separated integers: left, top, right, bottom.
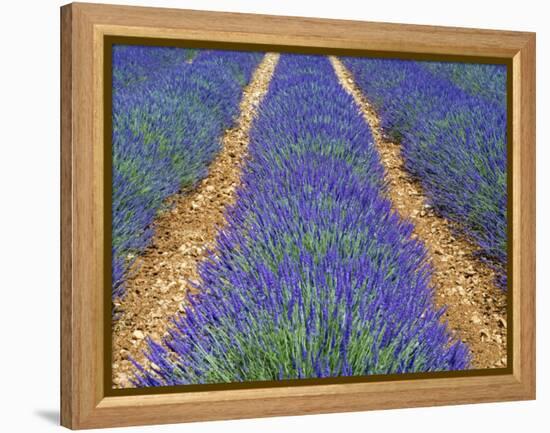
60, 2, 536, 429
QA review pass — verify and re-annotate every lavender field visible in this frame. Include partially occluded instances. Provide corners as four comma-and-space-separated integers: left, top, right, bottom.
111, 46, 508, 389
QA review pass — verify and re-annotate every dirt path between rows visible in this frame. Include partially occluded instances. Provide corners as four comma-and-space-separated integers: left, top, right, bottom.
330, 56, 507, 370
112, 53, 280, 388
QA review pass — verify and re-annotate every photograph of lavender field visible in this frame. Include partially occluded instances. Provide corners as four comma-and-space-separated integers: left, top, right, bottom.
110, 45, 508, 389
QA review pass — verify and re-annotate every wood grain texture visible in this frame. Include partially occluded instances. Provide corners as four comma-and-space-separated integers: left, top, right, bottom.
512, 35, 536, 395
60, 2, 536, 429
60, 4, 73, 429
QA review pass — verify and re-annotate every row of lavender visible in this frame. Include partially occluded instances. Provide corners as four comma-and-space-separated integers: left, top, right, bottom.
112, 46, 263, 300
132, 54, 469, 386
341, 57, 508, 288
112, 45, 198, 89
422, 61, 506, 107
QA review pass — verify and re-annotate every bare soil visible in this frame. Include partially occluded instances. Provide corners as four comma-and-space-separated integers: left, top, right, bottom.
112, 53, 280, 388
330, 56, 507, 370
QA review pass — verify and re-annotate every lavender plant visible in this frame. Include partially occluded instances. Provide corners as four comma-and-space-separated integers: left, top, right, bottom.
112, 47, 263, 300
113, 45, 198, 89
132, 54, 469, 386
341, 57, 507, 288
421, 61, 506, 107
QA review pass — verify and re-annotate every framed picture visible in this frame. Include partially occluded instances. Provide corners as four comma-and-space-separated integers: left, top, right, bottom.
60, 2, 536, 429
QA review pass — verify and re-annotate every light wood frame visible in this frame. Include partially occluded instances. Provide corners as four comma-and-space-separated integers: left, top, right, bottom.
61, 2, 536, 429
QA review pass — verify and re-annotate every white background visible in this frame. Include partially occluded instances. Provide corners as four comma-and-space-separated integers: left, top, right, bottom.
0, 0, 546, 431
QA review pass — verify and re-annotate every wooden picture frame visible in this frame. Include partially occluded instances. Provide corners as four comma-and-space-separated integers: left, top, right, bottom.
61, 2, 536, 429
